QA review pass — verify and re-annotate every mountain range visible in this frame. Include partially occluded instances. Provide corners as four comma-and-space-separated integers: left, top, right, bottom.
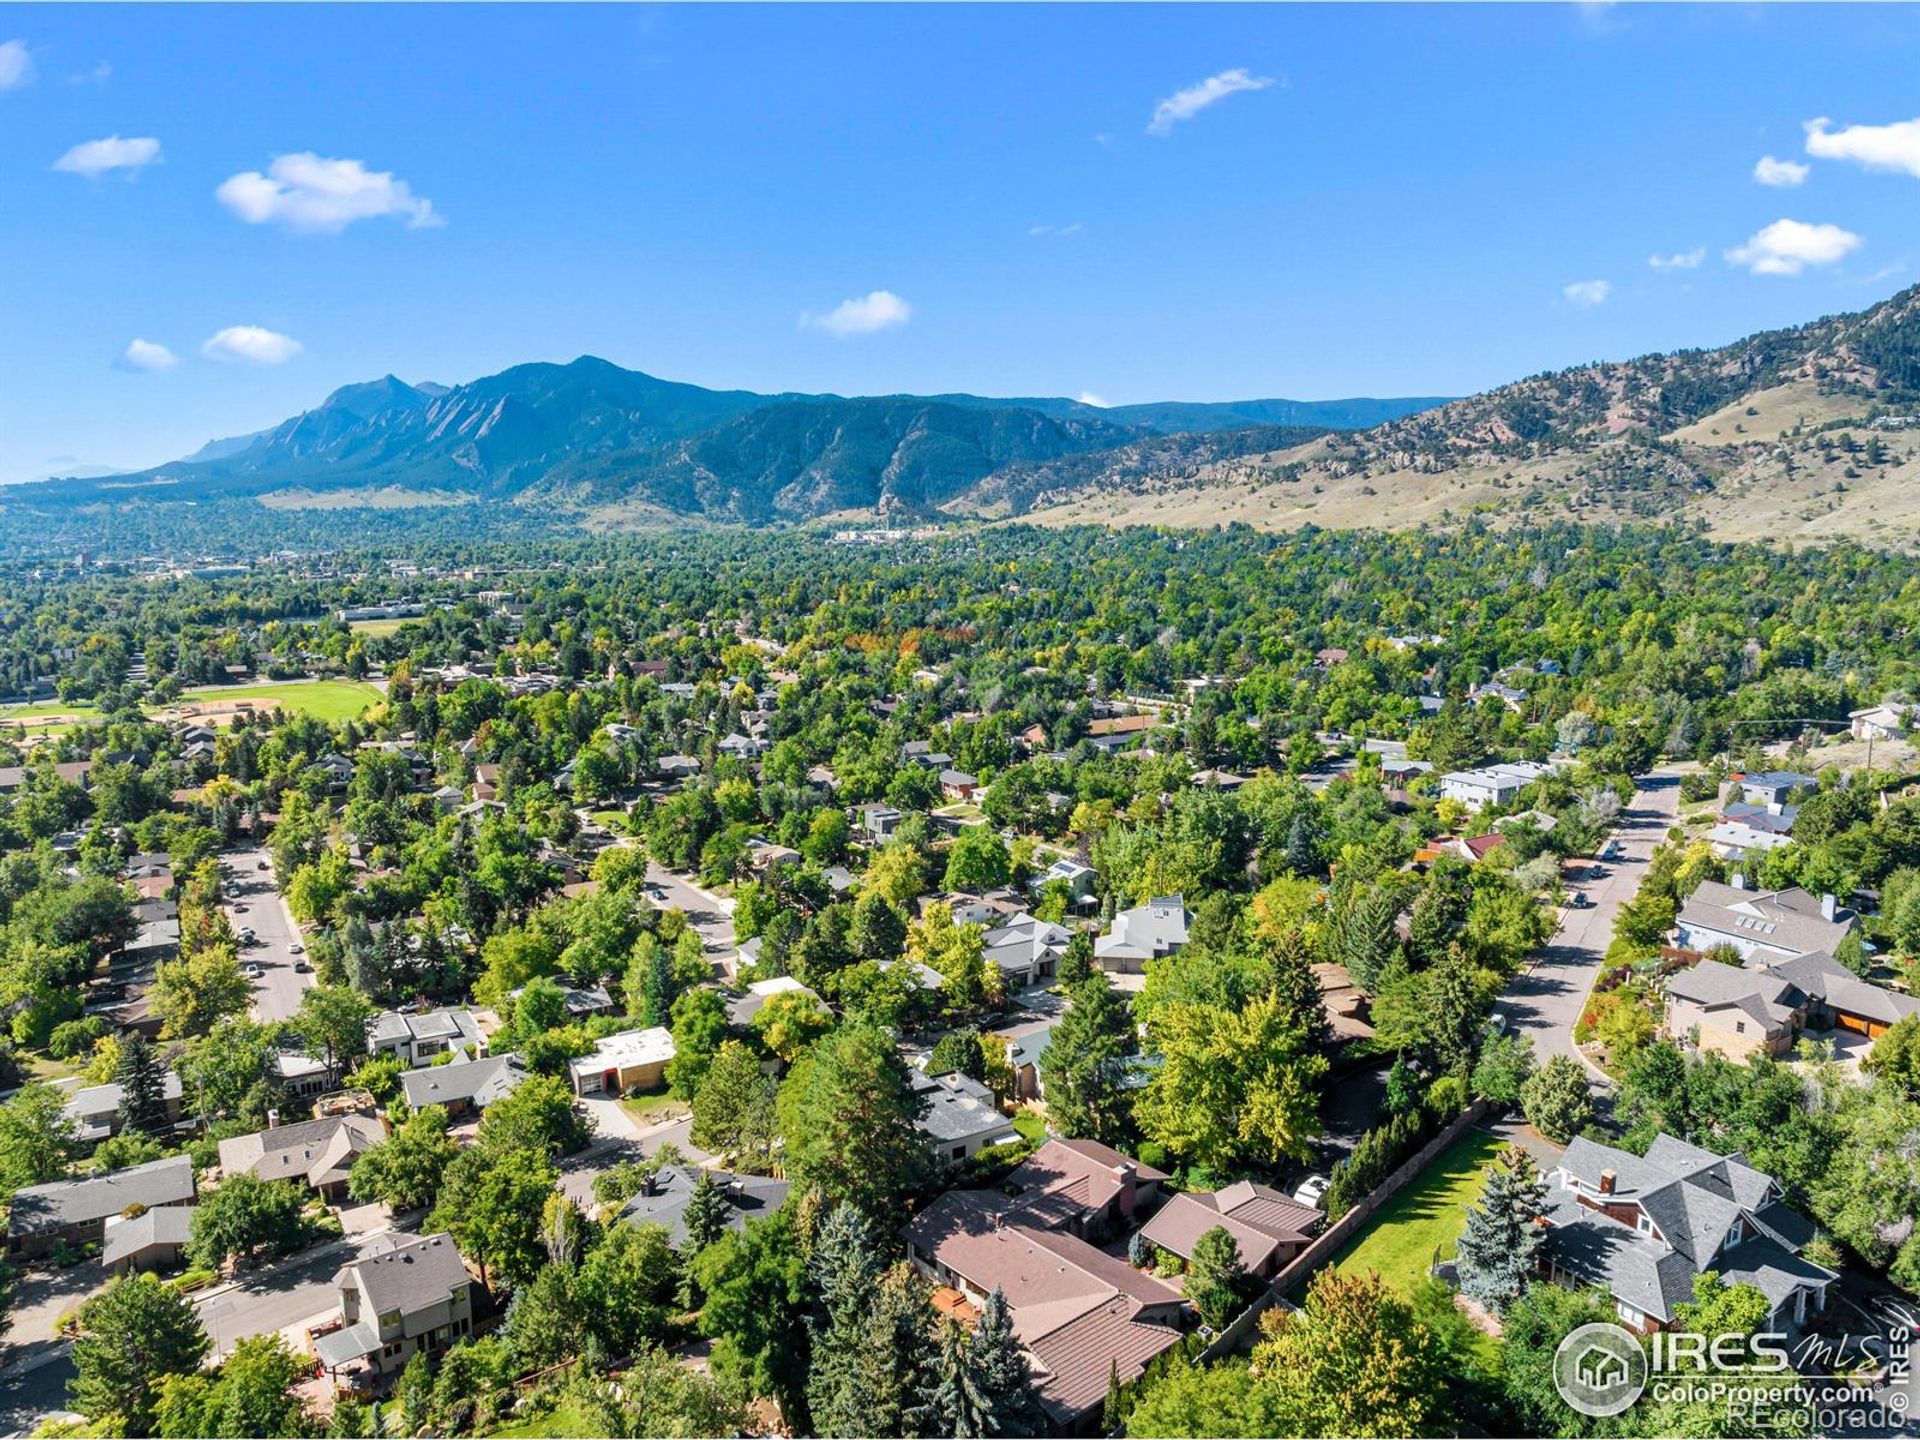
15, 283, 1920, 543
24, 366, 1446, 523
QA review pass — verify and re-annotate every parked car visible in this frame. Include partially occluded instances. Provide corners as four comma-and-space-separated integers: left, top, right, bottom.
239, 927, 257, 945
1292, 1173, 1331, 1209
294, 960, 313, 973
1569, 891, 1592, 909
289, 942, 304, 955
243, 963, 264, 979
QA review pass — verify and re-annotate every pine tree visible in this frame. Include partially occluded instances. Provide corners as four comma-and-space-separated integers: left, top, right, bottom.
115, 1032, 168, 1136
919, 1318, 991, 1439
1039, 975, 1139, 1145
1455, 1144, 1547, 1313
809, 1205, 933, 1437
681, 1169, 730, 1256
968, 1287, 1047, 1436
1261, 925, 1333, 1055
1186, 1224, 1251, 1329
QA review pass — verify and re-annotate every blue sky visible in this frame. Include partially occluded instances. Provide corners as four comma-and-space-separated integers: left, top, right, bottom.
3, 3, 1918, 484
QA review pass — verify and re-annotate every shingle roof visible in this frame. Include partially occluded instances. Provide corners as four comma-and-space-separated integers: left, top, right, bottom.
618, 1166, 790, 1246
7, 1155, 195, 1239
400, 1054, 527, 1110
217, 1113, 385, 1190
335, 1232, 470, 1317
101, 1205, 193, 1266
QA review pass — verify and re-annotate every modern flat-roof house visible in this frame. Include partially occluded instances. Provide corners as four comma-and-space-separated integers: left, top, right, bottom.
724, 975, 823, 1029
102, 1205, 193, 1276
566, 1027, 676, 1096
1733, 771, 1819, 807
400, 1054, 529, 1117
313, 1233, 475, 1392
7, 1155, 196, 1262
618, 1166, 790, 1246
1541, 1135, 1834, 1334
1030, 857, 1097, 905
1138, 1180, 1321, 1279
912, 1070, 1020, 1163
1673, 881, 1856, 965
1709, 801, 1798, 860
981, 912, 1070, 990
1664, 950, 1920, 1059
367, 1007, 489, 1068
1096, 895, 1190, 973
905, 1188, 1188, 1427
62, 1070, 186, 1145
1438, 761, 1555, 812
852, 802, 905, 841
218, 1113, 386, 1202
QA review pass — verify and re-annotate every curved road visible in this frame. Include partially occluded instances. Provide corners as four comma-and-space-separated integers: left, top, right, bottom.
1498, 768, 1683, 1082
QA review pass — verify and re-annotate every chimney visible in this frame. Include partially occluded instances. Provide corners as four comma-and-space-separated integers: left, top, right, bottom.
266, 1108, 280, 1130
1731, 873, 1747, 891
1767, 801, 1784, 817
1599, 1169, 1616, 1196
1821, 893, 1837, 921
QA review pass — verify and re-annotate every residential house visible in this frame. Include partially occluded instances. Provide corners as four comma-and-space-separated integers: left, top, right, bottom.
928, 890, 1026, 927
1439, 761, 1555, 812
1138, 1180, 1321, 1279
1438, 832, 1507, 865
313, 1233, 476, 1391
1733, 771, 1819, 808
1541, 1135, 1834, 1333
656, 754, 702, 781
103, 1206, 193, 1276
1664, 950, 1920, 1059
7, 1155, 196, 1262
1709, 801, 1798, 860
940, 769, 981, 802
62, 1071, 186, 1144
912, 1070, 1020, 1162
366, 1006, 489, 1068
1468, 681, 1529, 712
1849, 703, 1911, 742
218, 1113, 386, 1203
566, 1027, 676, 1097
399, 1054, 529, 1118
1673, 880, 1856, 965
981, 912, 1070, 989
746, 838, 802, 873
1030, 857, 1097, 905
1002, 1021, 1057, 1101
901, 741, 952, 770
1096, 895, 1190, 973
718, 733, 765, 760
905, 1188, 1187, 1427
1001, 1138, 1170, 1238
1085, 713, 1161, 754
617, 1166, 789, 1246
724, 975, 823, 1029
852, 802, 904, 842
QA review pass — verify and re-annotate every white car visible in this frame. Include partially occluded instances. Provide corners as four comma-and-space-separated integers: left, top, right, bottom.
1292, 1173, 1331, 1209
242, 963, 264, 980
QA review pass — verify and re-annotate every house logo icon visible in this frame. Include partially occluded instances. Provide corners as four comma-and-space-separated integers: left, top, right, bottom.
1554, 1322, 1648, 1417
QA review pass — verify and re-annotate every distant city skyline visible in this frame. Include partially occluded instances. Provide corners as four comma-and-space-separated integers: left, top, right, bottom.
3, 3, 1918, 483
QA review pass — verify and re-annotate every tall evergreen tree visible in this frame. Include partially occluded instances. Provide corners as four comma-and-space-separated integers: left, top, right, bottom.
1455, 1144, 1548, 1314
966, 1287, 1048, 1436
680, 1169, 730, 1256
1039, 975, 1139, 1145
806, 1204, 891, 1436
115, 1032, 168, 1136
1259, 925, 1334, 1055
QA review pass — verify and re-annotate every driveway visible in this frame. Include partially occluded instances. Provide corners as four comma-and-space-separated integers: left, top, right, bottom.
194, 1228, 413, 1360
222, 845, 314, 1022
556, 1118, 708, 1210
1497, 768, 1682, 1084
645, 863, 736, 971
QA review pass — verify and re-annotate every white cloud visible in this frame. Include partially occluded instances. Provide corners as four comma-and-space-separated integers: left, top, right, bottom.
1648, 248, 1705, 271
118, 339, 178, 373
1804, 116, 1920, 180
69, 61, 111, 85
800, 290, 911, 338
1753, 155, 1809, 188
216, 153, 442, 233
201, 325, 302, 365
1028, 222, 1084, 238
54, 135, 162, 179
0, 39, 33, 90
1726, 218, 1863, 276
1146, 67, 1275, 137
1562, 279, 1610, 307
1078, 392, 1109, 408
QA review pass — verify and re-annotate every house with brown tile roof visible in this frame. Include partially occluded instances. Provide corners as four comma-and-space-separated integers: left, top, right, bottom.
1001, 1138, 1169, 1239
1137, 1180, 1320, 1278
904, 1189, 1188, 1426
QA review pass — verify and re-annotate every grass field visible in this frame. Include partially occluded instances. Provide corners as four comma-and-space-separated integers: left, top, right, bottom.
1332, 1128, 1504, 1294
346, 617, 415, 637
491, 1401, 594, 1437
163, 680, 384, 723
618, 1089, 691, 1128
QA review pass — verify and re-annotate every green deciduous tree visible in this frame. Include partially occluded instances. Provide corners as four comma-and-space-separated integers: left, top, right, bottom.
776, 1023, 931, 1221
72, 1274, 211, 1436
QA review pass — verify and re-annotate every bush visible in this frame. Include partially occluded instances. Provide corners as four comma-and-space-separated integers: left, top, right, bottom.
48, 1017, 109, 1060
1324, 1108, 1435, 1218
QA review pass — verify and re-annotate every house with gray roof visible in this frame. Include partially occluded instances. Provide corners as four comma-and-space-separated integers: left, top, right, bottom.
366, 1006, 488, 1068
218, 1113, 386, 1202
62, 1070, 186, 1144
1734, 771, 1819, 807
314, 1232, 475, 1390
981, 912, 1070, 989
103, 1205, 193, 1276
1674, 880, 1856, 965
617, 1166, 789, 1247
1664, 950, 1920, 1060
911, 1070, 1020, 1163
1095, 895, 1190, 973
7, 1154, 196, 1262
400, 1054, 528, 1117
1542, 1134, 1834, 1333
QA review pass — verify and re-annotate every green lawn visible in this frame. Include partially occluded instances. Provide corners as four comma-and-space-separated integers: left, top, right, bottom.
346, 617, 414, 637
618, 1090, 691, 1128
171, 680, 384, 723
492, 1400, 596, 1437
1012, 1109, 1048, 1143
0, 699, 102, 720
1332, 1129, 1505, 1295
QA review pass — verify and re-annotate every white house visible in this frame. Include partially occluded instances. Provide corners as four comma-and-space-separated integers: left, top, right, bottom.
1439, 761, 1555, 813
